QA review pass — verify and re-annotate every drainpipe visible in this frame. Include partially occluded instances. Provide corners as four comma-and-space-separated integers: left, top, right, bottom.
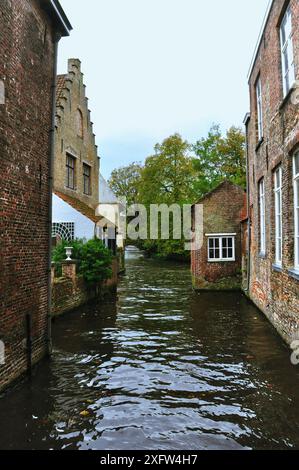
244, 113, 251, 293
47, 34, 61, 356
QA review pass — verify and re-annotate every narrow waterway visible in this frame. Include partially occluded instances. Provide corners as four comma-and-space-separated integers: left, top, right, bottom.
1, 253, 299, 450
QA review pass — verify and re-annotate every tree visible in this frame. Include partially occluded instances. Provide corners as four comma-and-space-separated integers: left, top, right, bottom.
137, 134, 195, 260
218, 126, 246, 188
192, 124, 246, 198
108, 162, 143, 206
138, 134, 196, 206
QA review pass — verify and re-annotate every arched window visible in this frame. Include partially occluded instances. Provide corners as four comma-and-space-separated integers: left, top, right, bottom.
52, 223, 75, 242
76, 109, 84, 138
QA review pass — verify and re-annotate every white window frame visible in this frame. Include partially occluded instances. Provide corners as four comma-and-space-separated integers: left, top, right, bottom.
280, 5, 295, 97
256, 76, 263, 140
293, 152, 299, 271
207, 234, 236, 263
274, 166, 283, 266
259, 179, 266, 255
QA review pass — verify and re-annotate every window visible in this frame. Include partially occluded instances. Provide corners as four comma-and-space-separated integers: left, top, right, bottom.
208, 235, 235, 262
256, 76, 263, 140
280, 5, 295, 97
259, 179, 266, 255
76, 109, 84, 138
52, 222, 75, 242
293, 152, 299, 270
66, 154, 76, 190
83, 163, 91, 195
274, 167, 282, 265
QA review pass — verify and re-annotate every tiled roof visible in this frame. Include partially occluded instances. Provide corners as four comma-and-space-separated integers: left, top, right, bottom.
54, 190, 102, 224
56, 75, 66, 105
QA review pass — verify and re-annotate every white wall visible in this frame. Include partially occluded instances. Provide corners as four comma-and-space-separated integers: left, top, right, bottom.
52, 194, 95, 240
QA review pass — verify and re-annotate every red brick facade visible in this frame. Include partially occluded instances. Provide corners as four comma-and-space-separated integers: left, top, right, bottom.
191, 181, 246, 290
0, 0, 70, 392
246, 0, 299, 344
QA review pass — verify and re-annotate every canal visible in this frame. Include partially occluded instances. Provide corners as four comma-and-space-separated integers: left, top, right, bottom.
0, 253, 299, 450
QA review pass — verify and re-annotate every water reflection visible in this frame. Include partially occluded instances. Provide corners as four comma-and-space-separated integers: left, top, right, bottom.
0, 256, 299, 450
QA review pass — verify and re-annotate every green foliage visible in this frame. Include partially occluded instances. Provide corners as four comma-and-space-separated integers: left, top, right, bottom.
192, 124, 246, 198
52, 239, 84, 264
109, 125, 246, 261
137, 134, 195, 260
79, 239, 113, 286
108, 162, 143, 206
138, 134, 196, 206
52, 238, 113, 286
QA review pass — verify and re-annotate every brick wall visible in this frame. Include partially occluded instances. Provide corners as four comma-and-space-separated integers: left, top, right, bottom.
51, 259, 118, 317
0, 0, 57, 392
191, 181, 246, 290
246, 0, 299, 344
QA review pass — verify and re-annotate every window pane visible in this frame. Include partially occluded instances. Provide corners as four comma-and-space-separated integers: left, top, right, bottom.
209, 250, 214, 259
228, 248, 233, 258
294, 153, 299, 176
215, 249, 220, 259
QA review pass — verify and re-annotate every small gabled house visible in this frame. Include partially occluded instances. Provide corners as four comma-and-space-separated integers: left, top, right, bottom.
191, 181, 247, 290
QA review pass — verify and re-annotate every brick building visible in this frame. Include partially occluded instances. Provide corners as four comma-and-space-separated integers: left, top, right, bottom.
245, 0, 299, 345
191, 181, 246, 290
0, 0, 71, 392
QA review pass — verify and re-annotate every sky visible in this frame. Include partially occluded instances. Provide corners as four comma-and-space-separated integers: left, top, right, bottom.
58, 0, 269, 179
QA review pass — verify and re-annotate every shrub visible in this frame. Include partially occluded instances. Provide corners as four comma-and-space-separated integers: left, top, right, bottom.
52, 239, 84, 265
79, 239, 113, 286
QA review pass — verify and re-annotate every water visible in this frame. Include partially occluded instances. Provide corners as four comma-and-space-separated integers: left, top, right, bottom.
0, 253, 299, 450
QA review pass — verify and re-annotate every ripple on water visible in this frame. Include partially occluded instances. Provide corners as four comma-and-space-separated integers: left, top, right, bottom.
0, 258, 299, 450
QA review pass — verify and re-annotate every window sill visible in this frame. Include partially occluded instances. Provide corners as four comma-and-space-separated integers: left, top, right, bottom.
255, 137, 264, 152
288, 269, 299, 281
208, 259, 236, 263
279, 84, 296, 111
258, 252, 266, 259
272, 263, 283, 273
65, 186, 77, 192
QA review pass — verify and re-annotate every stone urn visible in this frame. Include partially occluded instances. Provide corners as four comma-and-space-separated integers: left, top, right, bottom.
65, 247, 73, 261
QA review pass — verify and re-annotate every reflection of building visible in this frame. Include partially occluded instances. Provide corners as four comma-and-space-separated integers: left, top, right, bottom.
244, 0, 299, 345
52, 59, 102, 242
191, 181, 246, 290
0, 0, 71, 392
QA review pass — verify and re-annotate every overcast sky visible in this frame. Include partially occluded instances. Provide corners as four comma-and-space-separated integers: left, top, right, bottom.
58, 0, 269, 179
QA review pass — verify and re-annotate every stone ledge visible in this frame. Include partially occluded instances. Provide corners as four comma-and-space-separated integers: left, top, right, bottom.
288, 269, 299, 282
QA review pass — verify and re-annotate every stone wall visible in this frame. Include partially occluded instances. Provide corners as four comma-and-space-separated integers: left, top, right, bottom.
54, 59, 100, 210
0, 0, 58, 392
246, 0, 299, 345
51, 259, 118, 317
